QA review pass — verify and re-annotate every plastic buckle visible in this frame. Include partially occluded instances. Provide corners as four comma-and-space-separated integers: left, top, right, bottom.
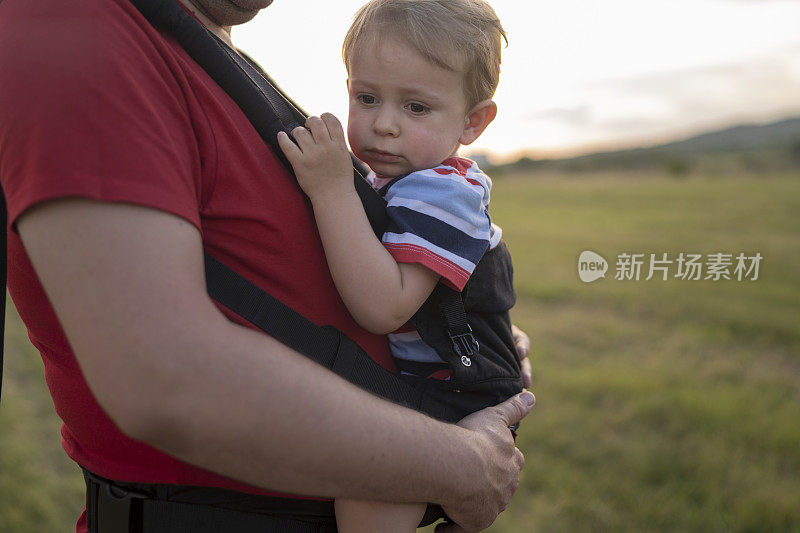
96, 481, 150, 533
449, 326, 479, 367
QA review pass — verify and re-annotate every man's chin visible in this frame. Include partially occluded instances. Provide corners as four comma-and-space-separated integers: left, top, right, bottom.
192, 0, 272, 26
230, 0, 274, 9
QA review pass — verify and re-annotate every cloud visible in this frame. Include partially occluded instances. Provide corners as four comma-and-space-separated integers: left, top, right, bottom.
589, 50, 798, 93
524, 105, 593, 126
519, 48, 800, 150
604, 52, 799, 128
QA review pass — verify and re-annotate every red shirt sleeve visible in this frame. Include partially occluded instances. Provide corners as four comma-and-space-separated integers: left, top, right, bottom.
0, 0, 202, 230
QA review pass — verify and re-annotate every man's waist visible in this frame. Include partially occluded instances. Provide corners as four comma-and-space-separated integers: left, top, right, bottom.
82, 467, 336, 532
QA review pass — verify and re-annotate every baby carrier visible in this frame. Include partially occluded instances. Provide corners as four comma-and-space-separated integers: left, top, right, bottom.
0, 0, 522, 529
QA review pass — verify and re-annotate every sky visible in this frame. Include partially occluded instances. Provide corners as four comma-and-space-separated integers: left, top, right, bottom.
234, 0, 800, 162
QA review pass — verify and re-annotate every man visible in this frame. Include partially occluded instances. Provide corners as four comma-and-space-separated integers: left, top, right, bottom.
0, 0, 534, 531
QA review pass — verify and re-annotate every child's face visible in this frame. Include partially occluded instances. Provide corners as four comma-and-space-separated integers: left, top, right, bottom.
346, 34, 470, 177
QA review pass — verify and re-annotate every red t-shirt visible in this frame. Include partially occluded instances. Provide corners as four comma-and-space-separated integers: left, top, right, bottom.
0, 0, 394, 529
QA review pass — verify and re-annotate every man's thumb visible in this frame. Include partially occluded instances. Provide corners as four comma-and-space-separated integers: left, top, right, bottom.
502, 390, 536, 425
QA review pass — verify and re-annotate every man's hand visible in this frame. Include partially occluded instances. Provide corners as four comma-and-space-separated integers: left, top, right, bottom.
512, 324, 533, 388
439, 391, 536, 532
277, 113, 354, 201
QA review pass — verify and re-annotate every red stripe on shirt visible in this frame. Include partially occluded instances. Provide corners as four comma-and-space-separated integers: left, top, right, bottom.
440, 157, 474, 177
384, 242, 470, 291
433, 165, 482, 187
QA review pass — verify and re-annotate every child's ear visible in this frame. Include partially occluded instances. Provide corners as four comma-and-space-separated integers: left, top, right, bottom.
459, 100, 497, 146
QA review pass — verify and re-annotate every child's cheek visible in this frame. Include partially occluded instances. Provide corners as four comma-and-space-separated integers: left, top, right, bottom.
346, 112, 366, 150
346, 122, 365, 159
409, 128, 453, 167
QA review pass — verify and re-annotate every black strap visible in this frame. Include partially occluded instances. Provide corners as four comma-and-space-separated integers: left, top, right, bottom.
438, 287, 480, 360
204, 254, 340, 364
83, 468, 337, 533
84, 465, 445, 531
128, 0, 390, 239
204, 254, 462, 424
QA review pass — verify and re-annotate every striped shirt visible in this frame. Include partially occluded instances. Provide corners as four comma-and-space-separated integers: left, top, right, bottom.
371, 157, 502, 377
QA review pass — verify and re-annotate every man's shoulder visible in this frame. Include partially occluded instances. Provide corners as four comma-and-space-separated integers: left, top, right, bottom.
0, 0, 173, 73
1, 0, 150, 34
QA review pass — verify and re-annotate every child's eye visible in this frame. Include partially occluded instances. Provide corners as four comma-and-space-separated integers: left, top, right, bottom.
357, 94, 377, 105
406, 102, 430, 115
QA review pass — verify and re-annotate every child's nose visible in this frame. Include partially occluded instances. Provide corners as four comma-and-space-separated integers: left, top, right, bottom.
372, 106, 399, 137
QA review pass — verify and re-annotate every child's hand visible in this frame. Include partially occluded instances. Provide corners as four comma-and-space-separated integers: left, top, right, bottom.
277, 113, 355, 201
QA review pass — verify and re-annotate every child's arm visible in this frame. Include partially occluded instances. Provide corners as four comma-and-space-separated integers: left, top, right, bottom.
277, 114, 439, 335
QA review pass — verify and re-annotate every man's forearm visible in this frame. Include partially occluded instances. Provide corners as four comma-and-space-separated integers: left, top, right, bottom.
139, 307, 474, 505
16, 198, 473, 507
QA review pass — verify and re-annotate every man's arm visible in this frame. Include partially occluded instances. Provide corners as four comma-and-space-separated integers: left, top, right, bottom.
17, 197, 533, 531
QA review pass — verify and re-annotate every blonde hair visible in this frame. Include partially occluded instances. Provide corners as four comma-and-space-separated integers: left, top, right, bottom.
342, 0, 507, 108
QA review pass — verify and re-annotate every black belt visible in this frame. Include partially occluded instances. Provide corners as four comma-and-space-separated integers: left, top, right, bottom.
82, 469, 337, 533
83, 469, 448, 531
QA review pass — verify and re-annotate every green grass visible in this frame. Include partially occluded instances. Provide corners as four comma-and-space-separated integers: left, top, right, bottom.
0, 296, 85, 532
482, 171, 800, 532
3, 171, 799, 531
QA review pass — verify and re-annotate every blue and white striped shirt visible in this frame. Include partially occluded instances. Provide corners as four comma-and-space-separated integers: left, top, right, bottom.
371, 157, 502, 377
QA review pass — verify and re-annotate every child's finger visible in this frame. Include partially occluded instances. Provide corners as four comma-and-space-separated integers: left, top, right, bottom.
289, 126, 315, 154
304, 116, 330, 143
276, 130, 302, 161
321, 113, 346, 145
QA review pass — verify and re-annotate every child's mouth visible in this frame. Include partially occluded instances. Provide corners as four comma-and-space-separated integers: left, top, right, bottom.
366, 149, 403, 163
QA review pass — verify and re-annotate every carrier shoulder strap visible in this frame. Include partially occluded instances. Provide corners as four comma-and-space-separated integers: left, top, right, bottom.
130, 0, 391, 237
204, 254, 459, 422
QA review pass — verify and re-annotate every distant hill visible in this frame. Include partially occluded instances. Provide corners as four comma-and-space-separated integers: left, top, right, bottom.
494, 117, 800, 175
649, 117, 800, 153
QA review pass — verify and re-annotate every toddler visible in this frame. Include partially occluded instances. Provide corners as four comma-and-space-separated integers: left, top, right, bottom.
277, 0, 519, 530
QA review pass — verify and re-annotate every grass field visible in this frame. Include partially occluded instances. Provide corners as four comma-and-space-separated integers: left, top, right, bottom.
2, 171, 799, 532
